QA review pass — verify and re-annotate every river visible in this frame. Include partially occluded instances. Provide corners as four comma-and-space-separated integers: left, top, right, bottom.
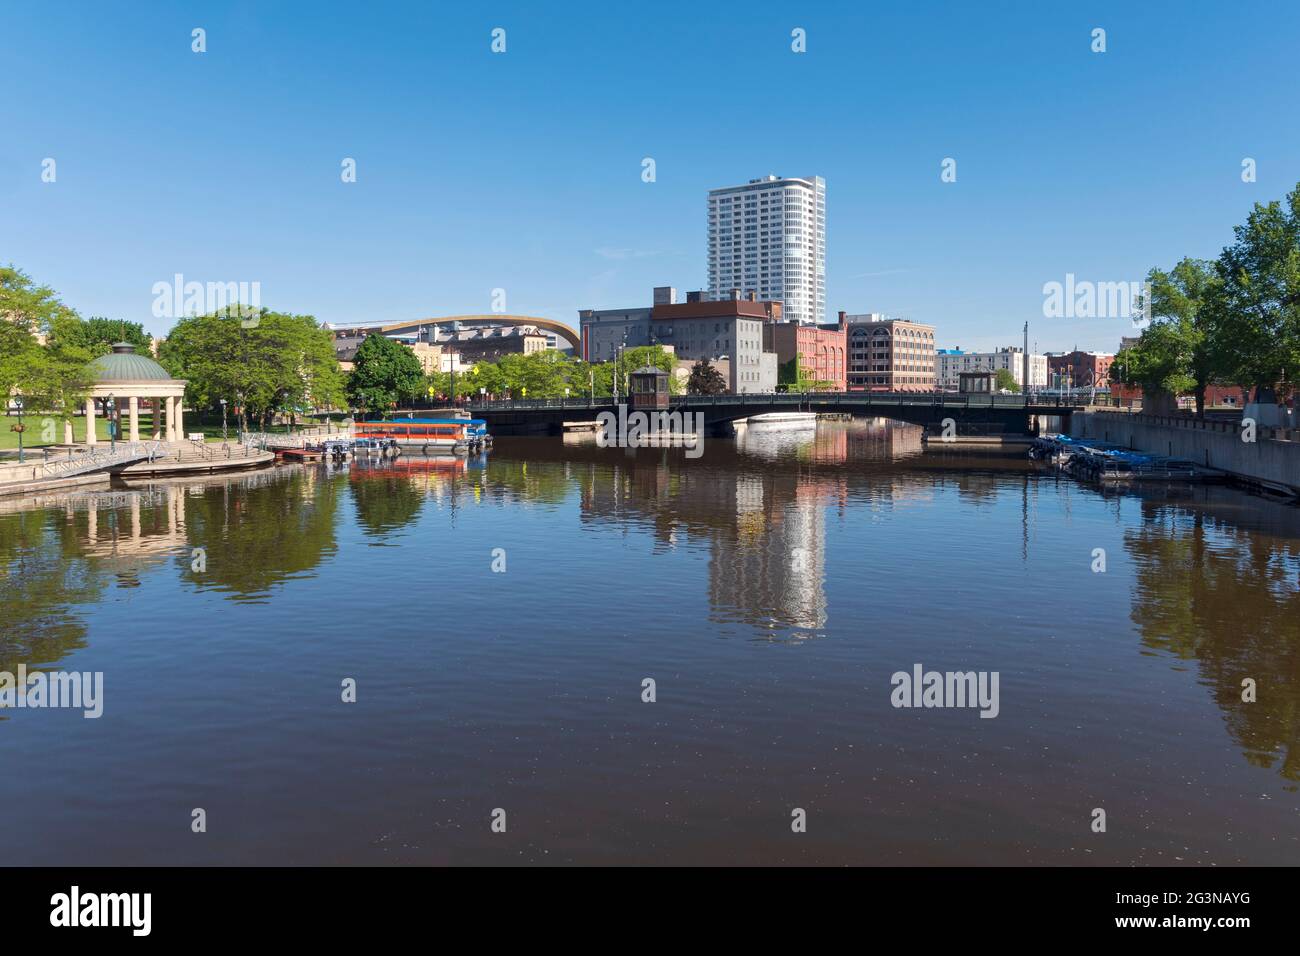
1, 421, 1297, 864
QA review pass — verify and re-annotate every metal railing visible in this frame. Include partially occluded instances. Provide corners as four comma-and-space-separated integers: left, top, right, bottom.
38, 441, 163, 479
466, 391, 1083, 413
1088, 409, 1297, 443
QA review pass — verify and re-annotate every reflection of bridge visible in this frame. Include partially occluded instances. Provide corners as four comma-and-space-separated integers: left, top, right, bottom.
344, 315, 581, 351
468, 392, 1086, 435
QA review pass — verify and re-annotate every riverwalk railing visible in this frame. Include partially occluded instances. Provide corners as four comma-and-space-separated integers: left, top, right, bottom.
38, 441, 164, 479
467, 391, 1084, 413
239, 427, 344, 450
1087, 410, 1297, 443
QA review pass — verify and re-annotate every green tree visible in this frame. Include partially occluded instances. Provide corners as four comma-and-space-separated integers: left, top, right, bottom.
55, 316, 152, 356
1138, 258, 1225, 416
1212, 185, 1300, 406
610, 345, 679, 397
0, 267, 96, 436
0, 265, 77, 398
687, 358, 728, 395
994, 368, 1021, 393
161, 308, 344, 432
1110, 322, 1197, 414
20, 336, 97, 440
345, 333, 424, 412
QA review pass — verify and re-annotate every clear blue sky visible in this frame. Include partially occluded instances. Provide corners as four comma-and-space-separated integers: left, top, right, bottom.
3, 0, 1297, 353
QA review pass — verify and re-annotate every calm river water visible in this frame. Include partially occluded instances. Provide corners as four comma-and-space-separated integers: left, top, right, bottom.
2, 421, 1298, 865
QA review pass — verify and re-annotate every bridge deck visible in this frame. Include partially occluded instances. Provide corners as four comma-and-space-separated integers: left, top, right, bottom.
467, 391, 1084, 414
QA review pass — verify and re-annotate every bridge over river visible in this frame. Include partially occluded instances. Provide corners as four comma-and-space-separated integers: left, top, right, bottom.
466, 391, 1086, 436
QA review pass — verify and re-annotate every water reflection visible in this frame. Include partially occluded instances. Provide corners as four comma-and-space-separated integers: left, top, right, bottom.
1124, 489, 1300, 782
2, 421, 1298, 793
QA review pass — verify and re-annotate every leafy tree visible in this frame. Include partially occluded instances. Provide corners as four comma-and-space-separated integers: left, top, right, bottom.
0, 267, 95, 435
994, 368, 1021, 393
462, 359, 506, 399
0, 265, 78, 332
1137, 258, 1226, 416
20, 336, 97, 439
161, 308, 345, 432
687, 358, 728, 395
0, 266, 75, 398
0, 312, 40, 400
55, 316, 152, 355
1110, 322, 1197, 414
1211, 185, 1300, 405
345, 333, 424, 412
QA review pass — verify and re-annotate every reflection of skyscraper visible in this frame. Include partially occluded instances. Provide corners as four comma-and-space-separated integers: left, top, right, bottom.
707, 472, 828, 630
563, 445, 832, 631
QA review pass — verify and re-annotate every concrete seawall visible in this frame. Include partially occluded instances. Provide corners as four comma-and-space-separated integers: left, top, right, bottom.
1072, 412, 1300, 496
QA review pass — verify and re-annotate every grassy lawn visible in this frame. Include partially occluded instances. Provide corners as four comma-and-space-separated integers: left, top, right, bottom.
0, 413, 124, 449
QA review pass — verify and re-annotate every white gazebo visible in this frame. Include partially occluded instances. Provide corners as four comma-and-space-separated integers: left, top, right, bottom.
81, 342, 189, 445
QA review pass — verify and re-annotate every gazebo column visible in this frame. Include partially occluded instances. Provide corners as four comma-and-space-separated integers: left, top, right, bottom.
152, 398, 162, 439
165, 396, 176, 442
85, 397, 97, 445
175, 397, 185, 441
63, 419, 74, 444
128, 396, 140, 442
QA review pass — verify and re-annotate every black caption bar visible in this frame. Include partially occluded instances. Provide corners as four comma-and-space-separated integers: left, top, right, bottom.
0, 866, 1281, 942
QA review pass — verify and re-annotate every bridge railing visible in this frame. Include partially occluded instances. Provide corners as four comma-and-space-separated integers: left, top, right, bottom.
38, 441, 163, 479
465, 391, 1081, 412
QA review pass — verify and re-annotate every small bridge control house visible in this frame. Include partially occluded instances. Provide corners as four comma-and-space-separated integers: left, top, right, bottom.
629, 366, 670, 412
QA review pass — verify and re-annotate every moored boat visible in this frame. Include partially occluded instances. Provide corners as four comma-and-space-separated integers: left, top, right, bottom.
353, 418, 491, 455
737, 412, 819, 431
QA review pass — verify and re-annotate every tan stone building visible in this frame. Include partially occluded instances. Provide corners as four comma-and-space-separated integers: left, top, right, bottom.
844, 315, 936, 391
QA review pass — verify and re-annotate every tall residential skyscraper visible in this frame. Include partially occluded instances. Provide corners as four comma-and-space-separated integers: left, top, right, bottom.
707, 175, 826, 325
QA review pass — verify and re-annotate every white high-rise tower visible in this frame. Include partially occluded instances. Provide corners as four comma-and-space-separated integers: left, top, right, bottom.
707, 175, 826, 325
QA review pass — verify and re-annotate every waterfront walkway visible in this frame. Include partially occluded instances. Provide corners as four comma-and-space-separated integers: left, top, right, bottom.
0, 440, 274, 497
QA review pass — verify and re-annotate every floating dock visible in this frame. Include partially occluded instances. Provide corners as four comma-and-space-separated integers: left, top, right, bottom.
1030, 434, 1220, 483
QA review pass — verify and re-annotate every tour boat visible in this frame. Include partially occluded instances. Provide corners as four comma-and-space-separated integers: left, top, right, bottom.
352, 418, 491, 455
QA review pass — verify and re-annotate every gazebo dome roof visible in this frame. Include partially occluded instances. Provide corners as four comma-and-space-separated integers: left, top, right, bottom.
90, 342, 173, 382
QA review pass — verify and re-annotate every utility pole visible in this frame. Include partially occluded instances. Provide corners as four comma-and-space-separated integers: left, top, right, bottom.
1023, 320, 1029, 397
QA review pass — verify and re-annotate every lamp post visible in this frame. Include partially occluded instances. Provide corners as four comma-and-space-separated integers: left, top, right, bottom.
220, 398, 228, 441
13, 396, 24, 464
107, 393, 116, 452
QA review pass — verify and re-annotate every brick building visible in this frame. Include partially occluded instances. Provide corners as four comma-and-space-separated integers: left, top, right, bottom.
764, 317, 847, 390
844, 314, 936, 391
1047, 350, 1114, 389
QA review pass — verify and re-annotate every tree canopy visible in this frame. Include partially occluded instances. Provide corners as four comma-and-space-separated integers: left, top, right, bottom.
160, 308, 344, 431
345, 333, 425, 411
687, 358, 728, 395
1, 265, 95, 425
1111, 184, 1300, 414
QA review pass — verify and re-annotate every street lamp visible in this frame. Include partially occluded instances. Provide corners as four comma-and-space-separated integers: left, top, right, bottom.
106, 393, 117, 452
13, 396, 24, 464
219, 398, 228, 441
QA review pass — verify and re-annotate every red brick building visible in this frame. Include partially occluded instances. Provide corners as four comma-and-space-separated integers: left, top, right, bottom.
764, 321, 847, 390
1048, 351, 1114, 389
